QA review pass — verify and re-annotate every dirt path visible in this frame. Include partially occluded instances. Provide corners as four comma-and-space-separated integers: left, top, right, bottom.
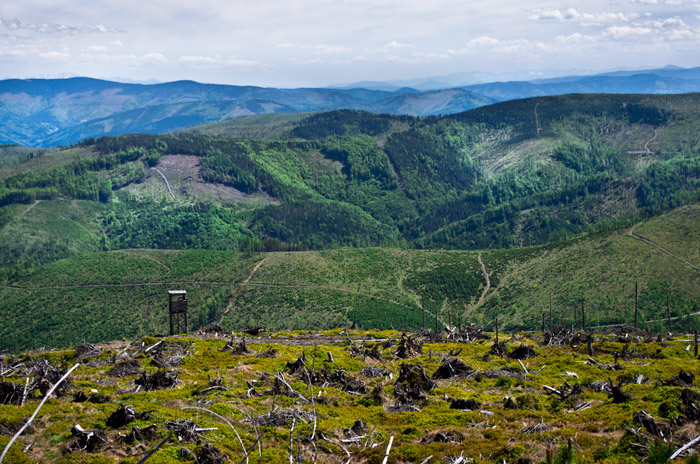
644, 128, 658, 153
217, 258, 267, 324
153, 168, 176, 200
473, 254, 491, 309
3, 280, 235, 290
627, 224, 700, 272
23, 200, 40, 216
628, 127, 659, 154
382, 150, 405, 190
534, 102, 541, 136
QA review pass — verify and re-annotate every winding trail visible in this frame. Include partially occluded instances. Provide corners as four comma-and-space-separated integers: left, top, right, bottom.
534, 102, 541, 136
21, 200, 40, 217
217, 258, 267, 324
628, 127, 659, 154
153, 168, 176, 200
644, 128, 658, 154
627, 224, 700, 272
473, 254, 491, 309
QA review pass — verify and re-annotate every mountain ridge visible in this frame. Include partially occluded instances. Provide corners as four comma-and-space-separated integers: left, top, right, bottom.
4, 65, 700, 147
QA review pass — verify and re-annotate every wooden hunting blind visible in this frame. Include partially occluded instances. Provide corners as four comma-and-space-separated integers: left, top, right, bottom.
168, 290, 188, 335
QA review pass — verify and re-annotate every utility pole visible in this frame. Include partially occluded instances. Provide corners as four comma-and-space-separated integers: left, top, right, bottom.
495, 317, 499, 344
434, 306, 439, 333
542, 312, 546, 336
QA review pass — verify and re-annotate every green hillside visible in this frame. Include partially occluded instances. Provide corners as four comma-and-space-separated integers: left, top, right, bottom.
2, 203, 698, 352
1, 93, 699, 272
1, 93, 700, 352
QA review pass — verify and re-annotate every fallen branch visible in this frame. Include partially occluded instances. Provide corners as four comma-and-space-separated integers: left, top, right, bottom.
0, 363, 79, 464
670, 435, 700, 460
288, 417, 296, 464
144, 340, 164, 353
517, 359, 529, 375
20, 378, 29, 406
182, 406, 247, 463
381, 435, 394, 464
543, 385, 564, 399
135, 432, 173, 464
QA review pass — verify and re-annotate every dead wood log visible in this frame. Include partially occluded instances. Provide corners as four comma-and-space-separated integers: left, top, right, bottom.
633, 410, 663, 438
106, 404, 153, 428
670, 435, 700, 460
1, 363, 79, 464
134, 432, 172, 464
608, 378, 632, 403
432, 358, 473, 380
395, 333, 422, 359
244, 326, 264, 336
64, 424, 107, 454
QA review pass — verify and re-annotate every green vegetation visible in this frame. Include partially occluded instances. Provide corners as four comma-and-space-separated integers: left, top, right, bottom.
2, 328, 700, 463
1, 94, 700, 351
1, 203, 699, 352
2, 94, 700, 267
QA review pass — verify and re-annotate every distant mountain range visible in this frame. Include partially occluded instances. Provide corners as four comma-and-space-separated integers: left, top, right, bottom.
333, 65, 700, 90
1, 65, 700, 147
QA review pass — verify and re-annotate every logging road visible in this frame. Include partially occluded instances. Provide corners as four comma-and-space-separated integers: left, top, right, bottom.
473, 254, 491, 310
153, 168, 176, 200
627, 225, 700, 272
217, 257, 267, 325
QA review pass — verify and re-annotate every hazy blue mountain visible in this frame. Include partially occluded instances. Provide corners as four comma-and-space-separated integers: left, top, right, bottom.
4, 66, 700, 147
463, 73, 700, 101
0, 78, 489, 146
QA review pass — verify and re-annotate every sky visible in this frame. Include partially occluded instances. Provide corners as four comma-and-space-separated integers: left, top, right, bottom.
1, 0, 699, 88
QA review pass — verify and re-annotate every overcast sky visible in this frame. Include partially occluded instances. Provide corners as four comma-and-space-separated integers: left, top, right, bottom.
1, 0, 699, 87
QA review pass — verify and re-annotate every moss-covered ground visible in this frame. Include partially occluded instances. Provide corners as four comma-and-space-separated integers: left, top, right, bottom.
2, 328, 700, 463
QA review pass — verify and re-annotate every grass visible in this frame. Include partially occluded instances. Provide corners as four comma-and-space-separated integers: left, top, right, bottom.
182, 112, 312, 140
2, 328, 700, 463
0, 200, 106, 265
1, 203, 700, 352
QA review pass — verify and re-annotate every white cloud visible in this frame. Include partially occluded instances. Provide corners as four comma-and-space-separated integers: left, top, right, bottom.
605, 25, 654, 38
384, 40, 411, 49
528, 8, 637, 26
0, 18, 122, 35
142, 52, 167, 63
176, 55, 269, 69
463, 36, 537, 54
39, 51, 71, 60
1, 0, 699, 87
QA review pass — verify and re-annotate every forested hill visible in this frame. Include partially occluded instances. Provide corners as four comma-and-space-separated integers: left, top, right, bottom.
1, 93, 700, 273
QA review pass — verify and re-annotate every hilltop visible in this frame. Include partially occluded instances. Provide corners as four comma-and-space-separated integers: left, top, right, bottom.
3, 66, 700, 147
1, 93, 699, 270
0, 78, 493, 147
